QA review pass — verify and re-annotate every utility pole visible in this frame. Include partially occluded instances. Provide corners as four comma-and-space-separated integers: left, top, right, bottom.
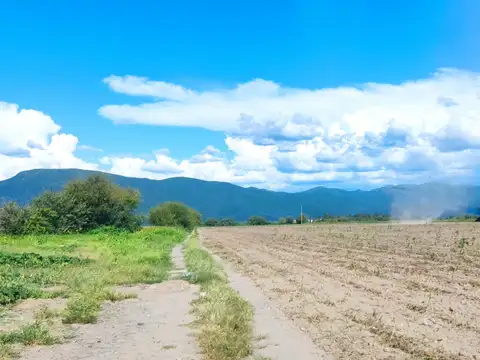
300, 205, 303, 224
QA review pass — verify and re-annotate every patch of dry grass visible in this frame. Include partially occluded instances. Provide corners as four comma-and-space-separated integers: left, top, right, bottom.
184, 232, 254, 360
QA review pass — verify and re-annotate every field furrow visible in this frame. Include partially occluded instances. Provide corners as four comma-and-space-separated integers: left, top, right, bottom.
200, 223, 480, 360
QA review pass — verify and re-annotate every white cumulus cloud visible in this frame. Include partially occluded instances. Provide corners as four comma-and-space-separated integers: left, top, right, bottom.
97, 69, 480, 188
0, 102, 98, 180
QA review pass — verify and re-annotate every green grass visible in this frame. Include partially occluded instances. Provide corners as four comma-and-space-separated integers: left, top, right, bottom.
0, 227, 185, 326
0, 321, 57, 346
184, 231, 254, 360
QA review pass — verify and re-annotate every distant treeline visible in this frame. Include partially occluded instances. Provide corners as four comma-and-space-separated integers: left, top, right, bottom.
203, 212, 480, 226
1, 175, 477, 235
203, 213, 393, 226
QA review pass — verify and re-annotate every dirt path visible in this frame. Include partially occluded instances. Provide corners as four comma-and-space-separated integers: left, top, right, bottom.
22, 245, 200, 360
208, 248, 331, 360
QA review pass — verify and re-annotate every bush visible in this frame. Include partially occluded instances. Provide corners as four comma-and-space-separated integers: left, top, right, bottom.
149, 202, 201, 230
61, 175, 141, 232
285, 216, 294, 224
0, 252, 93, 267
0, 202, 29, 235
0, 175, 142, 235
247, 216, 269, 226
0, 267, 44, 305
218, 218, 236, 226
204, 218, 218, 227
296, 214, 308, 224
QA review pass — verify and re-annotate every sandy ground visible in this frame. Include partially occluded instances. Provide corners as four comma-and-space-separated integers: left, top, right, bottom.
21, 245, 200, 360
199, 223, 480, 360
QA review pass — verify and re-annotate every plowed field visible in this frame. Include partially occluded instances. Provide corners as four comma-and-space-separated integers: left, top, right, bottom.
199, 223, 480, 360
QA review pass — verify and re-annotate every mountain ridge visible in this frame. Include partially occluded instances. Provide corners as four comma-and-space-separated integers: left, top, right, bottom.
0, 169, 479, 221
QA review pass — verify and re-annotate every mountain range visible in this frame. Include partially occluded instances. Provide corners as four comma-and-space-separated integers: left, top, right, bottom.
0, 169, 479, 221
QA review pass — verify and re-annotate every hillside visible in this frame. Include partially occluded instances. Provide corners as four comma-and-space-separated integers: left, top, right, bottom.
0, 169, 479, 221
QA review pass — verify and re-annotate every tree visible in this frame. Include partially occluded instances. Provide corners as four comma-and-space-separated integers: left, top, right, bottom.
279, 217, 287, 224
62, 175, 141, 232
0, 175, 142, 235
149, 202, 201, 230
205, 218, 218, 227
0, 202, 29, 235
218, 218, 236, 226
296, 214, 308, 224
285, 216, 294, 224
247, 216, 269, 226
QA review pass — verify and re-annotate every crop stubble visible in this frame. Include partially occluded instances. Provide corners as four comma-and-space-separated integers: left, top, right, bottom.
199, 223, 480, 360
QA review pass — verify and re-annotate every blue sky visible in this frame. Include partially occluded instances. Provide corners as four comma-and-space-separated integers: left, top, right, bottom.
1, 0, 479, 190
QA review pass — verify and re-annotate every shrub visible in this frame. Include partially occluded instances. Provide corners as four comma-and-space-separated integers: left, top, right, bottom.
0, 175, 142, 235
247, 216, 269, 226
204, 218, 218, 227
285, 216, 295, 224
149, 202, 201, 230
218, 218, 236, 226
61, 175, 141, 232
0, 267, 44, 305
0, 202, 29, 235
296, 214, 308, 224
0, 252, 93, 267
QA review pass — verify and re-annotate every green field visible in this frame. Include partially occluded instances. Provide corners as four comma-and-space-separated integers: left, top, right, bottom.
0, 227, 185, 358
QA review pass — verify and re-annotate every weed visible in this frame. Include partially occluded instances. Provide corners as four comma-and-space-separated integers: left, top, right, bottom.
62, 295, 101, 324
102, 290, 137, 302
0, 321, 57, 346
0, 251, 92, 267
184, 232, 254, 360
406, 303, 427, 313
162, 344, 177, 350
34, 306, 60, 321
0, 344, 16, 360
321, 298, 335, 307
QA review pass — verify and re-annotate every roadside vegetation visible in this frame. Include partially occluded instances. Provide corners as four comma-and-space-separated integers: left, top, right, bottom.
183, 232, 254, 360
0, 226, 184, 358
0, 175, 192, 359
0, 175, 142, 235
149, 202, 201, 230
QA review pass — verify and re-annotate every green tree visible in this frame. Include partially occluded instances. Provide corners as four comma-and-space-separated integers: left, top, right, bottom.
0, 175, 143, 235
25, 207, 58, 234
285, 216, 294, 224
204, 218, 218, 227
247, 216, 269, 226
0, 202, 29, 235
279, 217, 287, 224
61, 175, 141, 232
296, 214, 308, 224
218, 218, 236, 226
149, 202, 201, 230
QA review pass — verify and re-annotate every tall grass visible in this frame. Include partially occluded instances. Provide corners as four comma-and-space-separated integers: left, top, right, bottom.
184, 232, 254, 360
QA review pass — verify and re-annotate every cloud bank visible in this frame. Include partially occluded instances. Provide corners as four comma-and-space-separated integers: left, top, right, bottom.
2, 68, 480, 190
98, 69, 480, 189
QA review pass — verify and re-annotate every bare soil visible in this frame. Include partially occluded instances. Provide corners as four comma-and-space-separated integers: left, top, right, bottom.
0, 298, 67, 333
199, 223, 480, 360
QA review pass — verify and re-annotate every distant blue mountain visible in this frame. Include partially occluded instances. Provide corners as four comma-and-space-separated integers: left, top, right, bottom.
0, 169, 479, 221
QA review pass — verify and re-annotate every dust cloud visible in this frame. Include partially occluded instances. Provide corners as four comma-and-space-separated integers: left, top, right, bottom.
390, 184, 468, 221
